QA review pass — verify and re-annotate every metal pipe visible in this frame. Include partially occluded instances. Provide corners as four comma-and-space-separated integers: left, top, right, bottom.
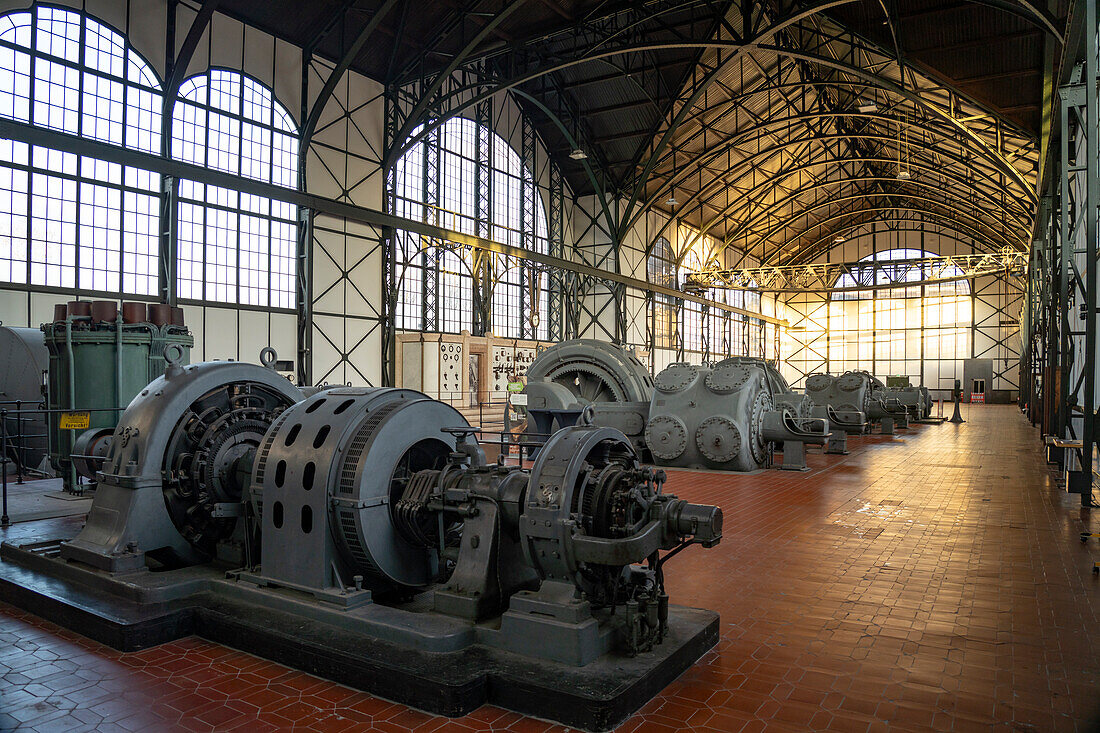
65, 317, 77, 492
1058, 93, 1072, 442
1084, 0, 1098, 505
115, 313, 123, 422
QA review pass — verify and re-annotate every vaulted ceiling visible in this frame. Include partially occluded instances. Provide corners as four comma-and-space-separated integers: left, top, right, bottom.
218, 0, 1066, 265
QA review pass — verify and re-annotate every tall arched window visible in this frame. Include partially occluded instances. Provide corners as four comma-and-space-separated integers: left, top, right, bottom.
171, 69, 297, 308
0, 6, 161, 293
648, 237, 677, 348
829, 247, 971, 383
393, 117, 550, 339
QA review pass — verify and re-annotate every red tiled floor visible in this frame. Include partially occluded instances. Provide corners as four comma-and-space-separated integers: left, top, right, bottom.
1, 405, 1099, 731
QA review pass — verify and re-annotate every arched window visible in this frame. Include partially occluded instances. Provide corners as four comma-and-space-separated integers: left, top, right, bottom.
677, 243, 706, 355
171, 69, 297, 307
828, 247, 971, 382
393, 117, 550, 339
0, 6, 162, 293
832, 248, 970, 300
648, 237, 677, 348
648, 237, 676, 289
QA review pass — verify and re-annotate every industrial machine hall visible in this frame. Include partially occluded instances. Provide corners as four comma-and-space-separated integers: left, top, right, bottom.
1, 0, 1099, 731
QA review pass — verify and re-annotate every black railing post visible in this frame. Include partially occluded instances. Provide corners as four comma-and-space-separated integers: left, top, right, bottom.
2, 408, 10, 528
14, 400, 24, 485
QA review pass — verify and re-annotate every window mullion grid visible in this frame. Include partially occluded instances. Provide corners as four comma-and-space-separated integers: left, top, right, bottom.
199, 73, 211, 302
22, 9, 38, 288
520, 116, 535, 340
73, 11, 87, 291
422, 120, 440, 332
2, 10, 303, 303
236, 72, 244, 306
0, 34, 161, 97
267, 84, 274, 308
117, 20, 131, 294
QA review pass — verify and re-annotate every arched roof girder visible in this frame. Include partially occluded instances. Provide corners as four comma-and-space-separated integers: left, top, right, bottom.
966, 0, 1064, 42
389, 0, 532, 165
639, 128, 1032, 259
707, 174, 1029, 255
677, 156, 1029, 248
384, 0, 862, 168
509, 88, 617, 237
721, 156, 1029, 232
629, 111, 1033, 237
751, 191, 1025, 257
636, 82, 1032, 212
765, 204, 1022, 266
780, 217, 1011, 268
668, 43, 1037, 210
381, 2, 1043, 250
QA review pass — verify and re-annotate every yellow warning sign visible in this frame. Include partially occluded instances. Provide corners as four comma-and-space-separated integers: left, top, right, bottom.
59, 411, 91, 430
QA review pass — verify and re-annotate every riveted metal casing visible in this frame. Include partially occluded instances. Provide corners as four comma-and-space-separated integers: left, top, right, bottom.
42, 315, 194, 491
252, 387, 467, 593
645, 362, 773, 471
806, 371, 904, 422
60, 360, 301, 570
525, 339, 654, 405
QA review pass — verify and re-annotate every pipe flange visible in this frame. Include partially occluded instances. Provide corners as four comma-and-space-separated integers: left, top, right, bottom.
705, 363, 752, 394
748, 391, 773, 466
806, 373, 834, 393
645, 414, 688, 460
654, 363, 699, 393
695, 416, 741, 463
775, 393, 813, 418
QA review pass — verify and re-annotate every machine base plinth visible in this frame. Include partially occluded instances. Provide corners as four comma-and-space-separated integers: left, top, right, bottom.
0, 536, 718, 732
776, 441, 811, 471
825, 433, 849, 455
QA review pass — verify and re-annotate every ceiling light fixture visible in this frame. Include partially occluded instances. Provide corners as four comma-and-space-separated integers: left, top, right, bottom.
834, 236, 846, 243
569, 148, 587, 160
856, 98, 877, 113
896, 109, 912, 181
667, 150, 679, 208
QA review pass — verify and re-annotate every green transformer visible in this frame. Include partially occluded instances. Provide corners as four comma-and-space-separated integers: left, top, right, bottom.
43, 300, 193, 493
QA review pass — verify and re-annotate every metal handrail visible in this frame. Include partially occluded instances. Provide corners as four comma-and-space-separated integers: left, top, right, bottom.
0, 404, 127, 527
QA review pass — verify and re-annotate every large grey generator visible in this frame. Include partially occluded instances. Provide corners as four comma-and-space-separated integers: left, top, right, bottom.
513, 338, 654, 440
0, 352, 723, 732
